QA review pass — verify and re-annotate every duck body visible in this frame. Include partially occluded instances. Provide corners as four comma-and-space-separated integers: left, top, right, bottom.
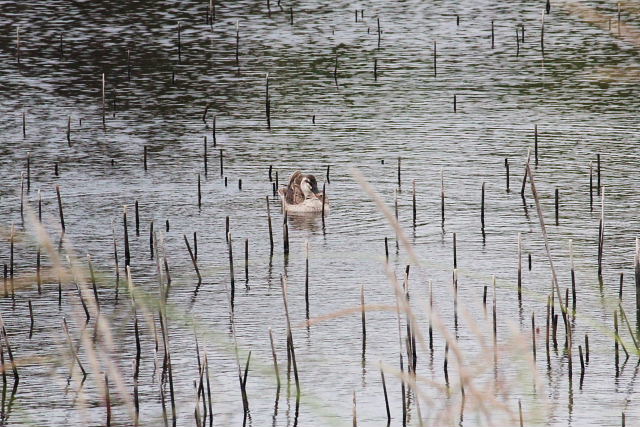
278, 171, 329, 214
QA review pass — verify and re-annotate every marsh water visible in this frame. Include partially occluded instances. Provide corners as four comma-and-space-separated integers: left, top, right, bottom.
1, 0, 640, 425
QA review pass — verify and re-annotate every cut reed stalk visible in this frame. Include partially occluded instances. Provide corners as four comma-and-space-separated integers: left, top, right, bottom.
266, 196, 274, 254
62, 318, 86, 378
505, 158, 510, 191
123, 206, 131, 267
228, 233, 235, 310
518, 233, 522, 302
268, 328, 281, 390
184, 234, 202, 282
56, 185, 65, 233
381, 368, 391, 423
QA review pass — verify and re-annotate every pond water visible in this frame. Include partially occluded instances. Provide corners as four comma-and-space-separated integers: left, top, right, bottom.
1, 0, 640, 425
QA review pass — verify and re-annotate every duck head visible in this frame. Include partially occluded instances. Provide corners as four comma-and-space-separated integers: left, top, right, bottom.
300, 175, 321, 200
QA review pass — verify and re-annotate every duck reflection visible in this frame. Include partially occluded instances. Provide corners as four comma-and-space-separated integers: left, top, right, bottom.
286, 211, 326, 232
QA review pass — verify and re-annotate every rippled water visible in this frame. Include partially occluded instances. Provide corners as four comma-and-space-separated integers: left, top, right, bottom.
1, 0, 640, 425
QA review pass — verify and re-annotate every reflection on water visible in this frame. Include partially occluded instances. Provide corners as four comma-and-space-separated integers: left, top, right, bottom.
0, 0, 640, 425
287, 213, 324, 233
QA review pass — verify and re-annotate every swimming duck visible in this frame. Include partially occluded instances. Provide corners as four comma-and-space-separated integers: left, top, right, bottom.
278, 171, 329, 213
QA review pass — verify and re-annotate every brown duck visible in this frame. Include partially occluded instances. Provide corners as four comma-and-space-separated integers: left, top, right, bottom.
278, 171, 329, 213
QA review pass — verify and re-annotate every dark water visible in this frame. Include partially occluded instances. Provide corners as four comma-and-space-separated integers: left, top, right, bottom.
1, 0, 640, 425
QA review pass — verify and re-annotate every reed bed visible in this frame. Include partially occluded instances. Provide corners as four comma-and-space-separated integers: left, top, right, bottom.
1, 1, 639, 426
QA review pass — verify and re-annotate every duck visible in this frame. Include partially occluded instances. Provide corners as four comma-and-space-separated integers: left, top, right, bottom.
278, 171, 329, 213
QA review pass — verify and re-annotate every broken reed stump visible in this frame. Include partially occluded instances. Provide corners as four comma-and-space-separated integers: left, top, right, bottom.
123, 206, 131, 267
149, 221, 154, 259
228, 232, 235, 310
614, 310, 620, 377
505, 158, 510, 191
56, 185, 65, 233
492, 275, 497, 349
26, 152, 30, 192
380, 368, 391, 424
197, 174, 202, 208
517, 233, 522, 302
194, 232, 198, 260
481, 182, 485, 234
321, 183, 326, 228
62, 317, 85, 378
219, 149, 224, 177
453, 232, 457, 269
519, 400, 523, 427
374, 57, 377, 80
531, 313, 536, 362
244, 238, 249, 283
184, 234, 202, 282
28, 300, 34, 339
88, 255, 100, 311
384, 237, 389, 262
266, 196, 274, 255
202, 103, 210, 124
352, 391, 357, 427
240, 351, 251, 413
546, 294, 551, 365
597, 153, 601, 194
579, 344, 585, 387
280, 276, 300, 402
444, 343, 449, 387
412, 180, 416, 227
135, 200, 140, 236
440, 168, 445, 224
283, 212, 290, 256
598, 188, 605, 279
268, 327, 281, 389
203, 137, 208, 176
491, 20, 494, 49
433, 40, 437, 77
361, 284, 366, 356
304, 241, 310, 317
520, 148, 531, 197
105, 374, 111, 426
20, 174, 24, 225
429, 280, 434, 350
